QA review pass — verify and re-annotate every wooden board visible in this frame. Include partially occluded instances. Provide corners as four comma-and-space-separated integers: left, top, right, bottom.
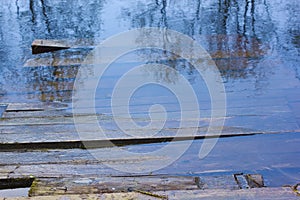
28, 174, 263, 196
31, 39, 96, 54
2, 187, 299, 200
32, 40, 71, 54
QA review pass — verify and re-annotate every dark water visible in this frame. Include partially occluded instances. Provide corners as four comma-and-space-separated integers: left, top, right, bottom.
0, 0, 299, 103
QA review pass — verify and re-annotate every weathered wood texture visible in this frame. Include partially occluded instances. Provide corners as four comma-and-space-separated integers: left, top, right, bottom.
28, 174, 264, 196
3, 187, 299, 200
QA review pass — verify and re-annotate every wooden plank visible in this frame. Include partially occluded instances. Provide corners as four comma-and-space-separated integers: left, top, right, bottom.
32, 40, 71, 54
28, 176, 200, 196
0, 132, 258, 151
0, 123, 260, 146
31, 39, 96, 54
2, 187, 299, 199
5, 102, 68, 112
0, 174, 263, 197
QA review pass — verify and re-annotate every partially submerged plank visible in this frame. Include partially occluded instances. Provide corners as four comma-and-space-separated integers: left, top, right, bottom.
0, 131, 258, 151
5, 102, 68, 112
31, 39, 96, 54
32, 40, 71, 54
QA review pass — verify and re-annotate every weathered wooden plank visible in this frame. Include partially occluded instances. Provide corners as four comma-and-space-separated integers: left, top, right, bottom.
0, 131, 258, 151
31, 39, 97, 54
5, 102, 68, 112
0, 174, 263, 197
32, 40, 71, 54
0, 123, 260, 147
28, 176, 200, 196
2, 187, 299, 200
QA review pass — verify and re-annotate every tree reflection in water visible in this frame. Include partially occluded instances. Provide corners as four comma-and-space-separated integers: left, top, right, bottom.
0, 0, 298, 102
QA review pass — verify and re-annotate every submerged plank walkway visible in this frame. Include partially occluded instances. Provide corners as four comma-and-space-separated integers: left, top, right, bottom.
1, 100, 299, 198
1, 35, 300, 199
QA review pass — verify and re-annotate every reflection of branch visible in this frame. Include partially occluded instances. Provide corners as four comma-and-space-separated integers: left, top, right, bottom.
233, 0, 240, 34
243, 0, 249, 35
159, 0, 168, 27
40, 0, 51, 35
196, 0, 201, 21
15, 0, 20, 15
251, 0, 255, 36
29, 0, 36, 23
218, 0, 230, 34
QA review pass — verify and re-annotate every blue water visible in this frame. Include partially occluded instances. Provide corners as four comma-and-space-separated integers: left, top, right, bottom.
0, 0, 299, 103
0, 0, 299, 190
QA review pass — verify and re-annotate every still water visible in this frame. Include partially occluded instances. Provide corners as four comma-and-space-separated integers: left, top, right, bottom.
0, 0, 299, 103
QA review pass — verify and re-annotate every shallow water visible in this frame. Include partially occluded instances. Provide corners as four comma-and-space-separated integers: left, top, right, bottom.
0, 188, 29, 198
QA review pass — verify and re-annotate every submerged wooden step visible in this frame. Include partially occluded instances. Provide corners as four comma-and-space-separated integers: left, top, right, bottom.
31, 39, 96, 54
32, 40, 71, 54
